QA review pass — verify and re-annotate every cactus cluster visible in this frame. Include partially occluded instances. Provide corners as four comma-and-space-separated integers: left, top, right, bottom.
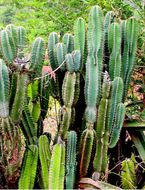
0, 4, 139, 189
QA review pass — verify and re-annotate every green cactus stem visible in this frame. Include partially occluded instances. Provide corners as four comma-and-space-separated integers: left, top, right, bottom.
17, 26, 26, 49
18, 145, 38, 189
0, 30, 16, 64
0, 59, 9, 118
79, 127, 95, 177
62, 33, 74, 53
49, 143, 65, 190
108, 22, 121, 80
66, 131, 77, 189
10, 73, 28, 123
38, 135, 51, 189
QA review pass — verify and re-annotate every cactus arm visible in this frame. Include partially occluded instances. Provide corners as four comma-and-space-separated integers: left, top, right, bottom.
0, 59, 9, 117
18, 145, 38, 189
62, 72, 76, 107
108, 77, 123, 133
10, 74, 27, 123
74, 17, 86, 70
55, 42, 66, 71
38, 135, 51, 189
17, 26, 26, 49
66, 131, 77, 189
30, 37, 45, 76
49, 143, 65, 190
48, 32, 59, 70
62, 33, 74, 53
6, 24, 17, 49
0, 30, 16, 64
122, 18, 139, 101
79, 128, 95, 177
108, 23, 121, 80
109, 103, 125, 148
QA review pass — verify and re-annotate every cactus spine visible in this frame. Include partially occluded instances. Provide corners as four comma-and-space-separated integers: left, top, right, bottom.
66, 131, 77, 189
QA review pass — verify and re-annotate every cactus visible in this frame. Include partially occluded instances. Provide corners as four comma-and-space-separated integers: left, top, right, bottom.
49, 143, 65, 190
62, 71, 76, 107
66, 131, 77, 189
108, 77, 123, 133
6, 24, 17, 48
0, 30, 16, 64
10, 73, 27, 123
108, 23, 121, 80
54, 42, 66, 71
0, 59, 9, 118
18, 145, 38, 189
30, 37, 45, 76
93, 74, 111, 174
48, 32, 59, 70
17, 26, 26, 48
122, 17, 139, 101
38, 135, 51, 189
79, 127, 95, 177
109, 103, 125, 148
74, 17, 86, 70
62, 33, 74, 53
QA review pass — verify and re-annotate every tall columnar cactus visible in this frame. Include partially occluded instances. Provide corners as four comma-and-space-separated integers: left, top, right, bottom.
10, 73, 28, 123
18, 145, 38, 189
60, 50, 81, 139
62, 33, 74, 53
79, 127, 95, 177
48, 32, 59, 70
66, 131, 77, 189
38, 135, 51, 189
74, 17, 86, 70
0, 59, 9, 117
108, 23, 121, 80
49, 142, 65, 190
122, 17, 139, 101
0, 30, 16, 64
85, 5, 104, 124
17, 26, 26, 49
30, 37, 45, 77
93, 74, 111, 174
108, 77, 123, 134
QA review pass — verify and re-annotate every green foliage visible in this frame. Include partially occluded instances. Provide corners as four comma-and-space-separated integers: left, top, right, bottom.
121, 156, 137, 189
18, 145, 38, 189
49, 143, 65, 190
66, 131, 77, 189
38, 135, 51, 189
0, 59, 9, 117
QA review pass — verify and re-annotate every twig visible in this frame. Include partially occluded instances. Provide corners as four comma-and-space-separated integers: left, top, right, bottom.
34, 59, 65, 81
